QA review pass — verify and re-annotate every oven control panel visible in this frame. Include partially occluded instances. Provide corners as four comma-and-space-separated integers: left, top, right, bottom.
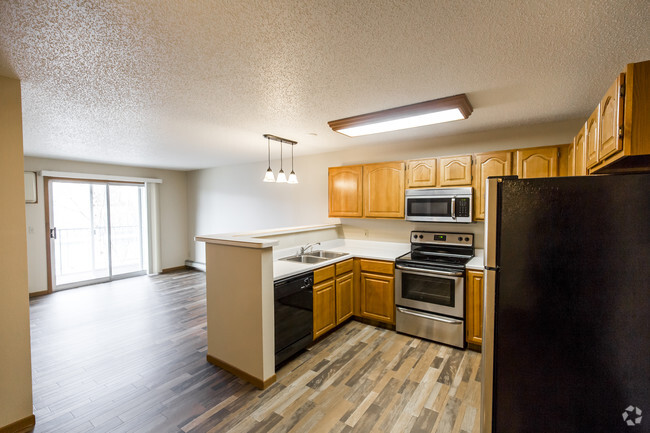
411, 231, 473, 246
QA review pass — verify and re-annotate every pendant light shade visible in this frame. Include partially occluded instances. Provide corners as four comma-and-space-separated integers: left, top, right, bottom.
262, 134, 297, 184
288, 142, 298, 184
276, 140, 287, 183
263, 136, 275, 182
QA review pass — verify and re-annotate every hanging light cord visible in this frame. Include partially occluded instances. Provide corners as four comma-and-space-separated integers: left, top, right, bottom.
267, 137, 271, 168
279, 140, 283, 170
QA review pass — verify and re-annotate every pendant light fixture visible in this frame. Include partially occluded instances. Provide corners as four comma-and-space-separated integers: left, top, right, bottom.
263, 136, 275, 182
262, 134, 298, 184
276, 139, 287, 183
328, 94, 473, 137
288, 142, 298, 184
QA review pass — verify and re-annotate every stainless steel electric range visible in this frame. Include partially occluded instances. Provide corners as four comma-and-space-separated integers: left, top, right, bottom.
394, 231, 474, 349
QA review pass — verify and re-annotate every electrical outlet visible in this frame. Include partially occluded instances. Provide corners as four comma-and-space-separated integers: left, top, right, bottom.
28, 226, 34, 234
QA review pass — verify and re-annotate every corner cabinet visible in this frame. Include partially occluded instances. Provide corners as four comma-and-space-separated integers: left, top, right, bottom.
569, 124, 587, 176
405, 158, 437, 188
358, 259, 395, 325
328, 162, 405, 219
363, 161, 405, 218
328, 165, 363, 217
465, 270, 484, 347
472, 151, 512, 220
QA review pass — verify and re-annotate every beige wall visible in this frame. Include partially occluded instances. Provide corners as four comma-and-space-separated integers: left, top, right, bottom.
0, 77, 34, 427
23, 157, 189, 293
187, 118, 582, 263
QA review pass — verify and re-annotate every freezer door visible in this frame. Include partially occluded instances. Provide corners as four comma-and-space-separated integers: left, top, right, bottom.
481, 268, 497, 433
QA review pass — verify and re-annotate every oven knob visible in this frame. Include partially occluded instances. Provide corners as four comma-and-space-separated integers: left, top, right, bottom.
419, 235, 423, 239
413, 234, 417, 239
465, 237, 470, 242
458, 237, 462, 241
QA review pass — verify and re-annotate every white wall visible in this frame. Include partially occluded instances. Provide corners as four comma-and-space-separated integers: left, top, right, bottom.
24, 157, 189, 293
188, 119, 583, 263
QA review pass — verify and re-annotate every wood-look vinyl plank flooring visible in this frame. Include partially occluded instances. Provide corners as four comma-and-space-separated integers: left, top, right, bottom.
30, 270, 480, 433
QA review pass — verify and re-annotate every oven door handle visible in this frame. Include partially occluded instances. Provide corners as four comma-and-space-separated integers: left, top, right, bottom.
397, 307, 463, 325
395, 265, 464, 277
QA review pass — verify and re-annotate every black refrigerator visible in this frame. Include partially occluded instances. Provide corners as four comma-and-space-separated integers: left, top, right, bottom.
481, 174, 650, 432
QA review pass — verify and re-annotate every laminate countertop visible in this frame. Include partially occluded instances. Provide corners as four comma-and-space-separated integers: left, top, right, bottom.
273, 239, 411, 281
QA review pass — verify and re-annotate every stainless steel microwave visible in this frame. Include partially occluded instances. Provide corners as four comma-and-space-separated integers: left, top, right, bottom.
405, 187, 473, 223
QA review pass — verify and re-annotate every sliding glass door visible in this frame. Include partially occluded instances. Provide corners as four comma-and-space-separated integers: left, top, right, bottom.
49, 180, 147, 290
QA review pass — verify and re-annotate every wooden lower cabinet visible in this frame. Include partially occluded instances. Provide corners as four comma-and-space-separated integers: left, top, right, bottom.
359, 271, 395, 325
335, 272, 354, 324
313, 279, 336, 339
465, 270, 484, 346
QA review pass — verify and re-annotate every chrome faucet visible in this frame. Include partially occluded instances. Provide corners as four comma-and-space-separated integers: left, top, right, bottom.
299, 242, 320, 255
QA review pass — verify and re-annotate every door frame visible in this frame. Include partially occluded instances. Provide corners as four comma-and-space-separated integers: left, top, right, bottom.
44, 177, 147, 293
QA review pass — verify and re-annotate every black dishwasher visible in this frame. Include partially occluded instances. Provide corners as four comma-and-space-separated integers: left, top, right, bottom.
274, 271, 313, 368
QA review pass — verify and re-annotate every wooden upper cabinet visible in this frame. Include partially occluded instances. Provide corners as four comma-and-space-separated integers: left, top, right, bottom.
567, 140, 576, 176
405, 158, 436, 188
516, 146, 559, 178
363, 161, 405, 218
438, 155, 472, 186
599, 73, 625, 161
328, 165, 363, 218
573, 124, 587, 176
585, 106, 600, 169
473, 151, 512, 220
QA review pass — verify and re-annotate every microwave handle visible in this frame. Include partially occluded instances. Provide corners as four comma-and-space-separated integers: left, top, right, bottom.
451, 197, 456, 219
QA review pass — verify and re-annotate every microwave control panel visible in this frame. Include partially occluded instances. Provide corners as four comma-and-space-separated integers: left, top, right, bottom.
456, 197, 470, 217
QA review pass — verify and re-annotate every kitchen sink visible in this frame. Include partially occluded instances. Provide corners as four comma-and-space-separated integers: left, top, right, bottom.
281, 255, 330, 264
305, 250, 349, 259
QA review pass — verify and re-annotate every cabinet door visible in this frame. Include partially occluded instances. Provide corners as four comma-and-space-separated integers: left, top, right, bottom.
363, 161, 405, 218
406, 158, 437, 188
335, 272, 353, 324
466, 270, 484, 346
313, 279, 336, 339
574, 124, 587, 176
328, 165, 363, 217
515, 147, 559, 178
359, 272, 395, 324
585, 106, 600, 169
438, 155, 472, 186
473, 151, 512, 220
599, 73, 625, 161
567, 141, 576, 176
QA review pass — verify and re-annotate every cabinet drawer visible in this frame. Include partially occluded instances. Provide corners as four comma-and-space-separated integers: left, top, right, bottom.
335, 259, 353, 275
314, 265, 335, 284
359, 259, 394, 275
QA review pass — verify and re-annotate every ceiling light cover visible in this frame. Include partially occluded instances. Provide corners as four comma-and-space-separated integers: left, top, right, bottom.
328, 94, 473, 137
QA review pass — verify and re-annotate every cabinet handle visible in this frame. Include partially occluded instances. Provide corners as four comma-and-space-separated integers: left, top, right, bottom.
618, 126, 624, 139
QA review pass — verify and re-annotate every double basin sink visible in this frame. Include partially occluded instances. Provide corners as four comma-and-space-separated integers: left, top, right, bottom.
280, 250, 349, 264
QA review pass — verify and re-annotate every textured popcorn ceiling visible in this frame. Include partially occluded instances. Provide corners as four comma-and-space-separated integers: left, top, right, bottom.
1, 0, 650, 170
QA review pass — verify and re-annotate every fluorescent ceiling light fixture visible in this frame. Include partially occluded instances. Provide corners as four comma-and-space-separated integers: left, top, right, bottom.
328, 94, 473, 137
